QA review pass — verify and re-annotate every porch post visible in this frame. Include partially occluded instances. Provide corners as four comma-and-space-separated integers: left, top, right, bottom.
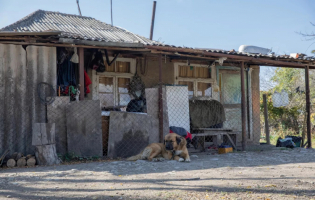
241, 61, 247, 151
159, 54, 164, 143
305, 65, 312, 148
78, 48, 85, 100
263, 94, 270, 144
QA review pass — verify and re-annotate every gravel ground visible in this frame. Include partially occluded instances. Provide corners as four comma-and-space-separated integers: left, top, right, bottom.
1, 148, 315, 200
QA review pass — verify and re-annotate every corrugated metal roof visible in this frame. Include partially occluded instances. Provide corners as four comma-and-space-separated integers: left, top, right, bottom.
1, 10, 314, 62
0, 10, 161, 45
148, 44, 315, 61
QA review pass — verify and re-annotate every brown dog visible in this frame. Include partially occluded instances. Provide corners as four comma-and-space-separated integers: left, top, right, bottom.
126, 143, 171, 162
164, 133, 191, 162
127, 133, 191, 162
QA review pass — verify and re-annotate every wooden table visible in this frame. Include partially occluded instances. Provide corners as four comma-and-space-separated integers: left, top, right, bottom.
191, 128, 239, 150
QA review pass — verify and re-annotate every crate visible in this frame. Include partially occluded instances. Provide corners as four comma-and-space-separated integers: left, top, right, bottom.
218, 145, 233, 154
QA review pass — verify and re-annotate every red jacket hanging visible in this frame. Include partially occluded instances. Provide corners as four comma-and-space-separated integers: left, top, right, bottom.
84, 70, 92, 94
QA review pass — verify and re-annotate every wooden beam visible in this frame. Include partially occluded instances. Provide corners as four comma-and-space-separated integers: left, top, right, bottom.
263, 94, 270, 144
159, 54, 164, 143
240, 61, 247, 151
78, 48, 85, 100
305, 65, 312, 148
0, 41, 149, 52
147, 45, 314, 68
151, 50, 218, 61
59, 38, 145, 48
226, 134, 237, 149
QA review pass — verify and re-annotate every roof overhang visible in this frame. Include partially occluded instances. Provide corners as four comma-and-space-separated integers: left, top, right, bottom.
0, 31, 62, 36
59, 38, 145, 48
146, 45, 315, 69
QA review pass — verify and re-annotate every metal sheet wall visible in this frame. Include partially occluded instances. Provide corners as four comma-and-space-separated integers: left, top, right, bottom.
0, 44, 56, 155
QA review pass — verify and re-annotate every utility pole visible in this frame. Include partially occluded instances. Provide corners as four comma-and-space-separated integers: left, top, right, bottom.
76, 0, 82, 16
150, 1, 157, 40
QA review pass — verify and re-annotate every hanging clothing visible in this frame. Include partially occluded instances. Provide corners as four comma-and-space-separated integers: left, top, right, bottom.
84, 70, 92, 94
169, 126, 192, 140
57, 58, 77, 87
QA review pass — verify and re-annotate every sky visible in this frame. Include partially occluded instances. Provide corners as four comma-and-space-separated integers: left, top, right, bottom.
1, 0, 315, 90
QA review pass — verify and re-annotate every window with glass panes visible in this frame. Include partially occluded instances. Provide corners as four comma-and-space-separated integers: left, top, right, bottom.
98, 59, 135, 108
176, 64, 213, 98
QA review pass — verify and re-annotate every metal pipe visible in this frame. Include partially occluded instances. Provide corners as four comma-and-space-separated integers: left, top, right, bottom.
240, 61, 247, 151
150, 1, 157, 40
305, 65, 312, 148
159, 54, 163, 143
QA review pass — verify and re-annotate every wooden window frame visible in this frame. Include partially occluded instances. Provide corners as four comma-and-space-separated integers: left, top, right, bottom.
174, 62, 216, 97
92, 57, 136, 106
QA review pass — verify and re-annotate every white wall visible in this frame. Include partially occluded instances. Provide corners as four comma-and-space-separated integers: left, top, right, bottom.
165, 86, 190, 132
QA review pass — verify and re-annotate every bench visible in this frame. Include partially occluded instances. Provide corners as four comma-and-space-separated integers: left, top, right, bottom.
191, 128, 240, 150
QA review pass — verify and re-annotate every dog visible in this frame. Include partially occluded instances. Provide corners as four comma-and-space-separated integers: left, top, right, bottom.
127, 133, 191, 162
126, 143, 171, 162
164, 133, 191, 162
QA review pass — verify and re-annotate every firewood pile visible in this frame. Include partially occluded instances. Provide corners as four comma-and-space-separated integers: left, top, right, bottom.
0, 151, 36, 168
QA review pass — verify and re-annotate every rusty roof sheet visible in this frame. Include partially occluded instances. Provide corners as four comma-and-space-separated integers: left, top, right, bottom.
0, 10, 161, 45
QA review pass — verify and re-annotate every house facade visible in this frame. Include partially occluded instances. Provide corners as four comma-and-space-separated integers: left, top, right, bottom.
0, 10, 311, 157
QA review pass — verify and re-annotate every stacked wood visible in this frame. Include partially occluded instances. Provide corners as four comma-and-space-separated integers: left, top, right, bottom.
4, 152, 36, 168
27, 157, 36, 167
0, 150, 10, 167
6, 159, 16, 168
17, 157, 26, 167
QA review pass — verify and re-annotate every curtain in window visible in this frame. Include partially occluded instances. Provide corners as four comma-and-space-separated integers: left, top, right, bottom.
102, 57, 115, 72
195, 67, 210, 78
116, 61, 130, 73
179, 65, 194, 77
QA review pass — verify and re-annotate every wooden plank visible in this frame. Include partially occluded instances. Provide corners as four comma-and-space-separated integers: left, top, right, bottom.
32, 123, 55, 146
59, 38, 145, 48
240, 61, 247, 151
263, 94, 270, 144
226, 134, 236, 149
305, 65, 312, 148
41, 123, 55, 145
147, 45, 311, 68
191, 132, 237, 137
32, 123, 42, 146
0, 41, 151, 51
78, 48, 84, 100
192, 128, 233, 131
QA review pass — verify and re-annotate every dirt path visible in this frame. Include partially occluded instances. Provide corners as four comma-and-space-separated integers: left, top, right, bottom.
1, 148, 315, 200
